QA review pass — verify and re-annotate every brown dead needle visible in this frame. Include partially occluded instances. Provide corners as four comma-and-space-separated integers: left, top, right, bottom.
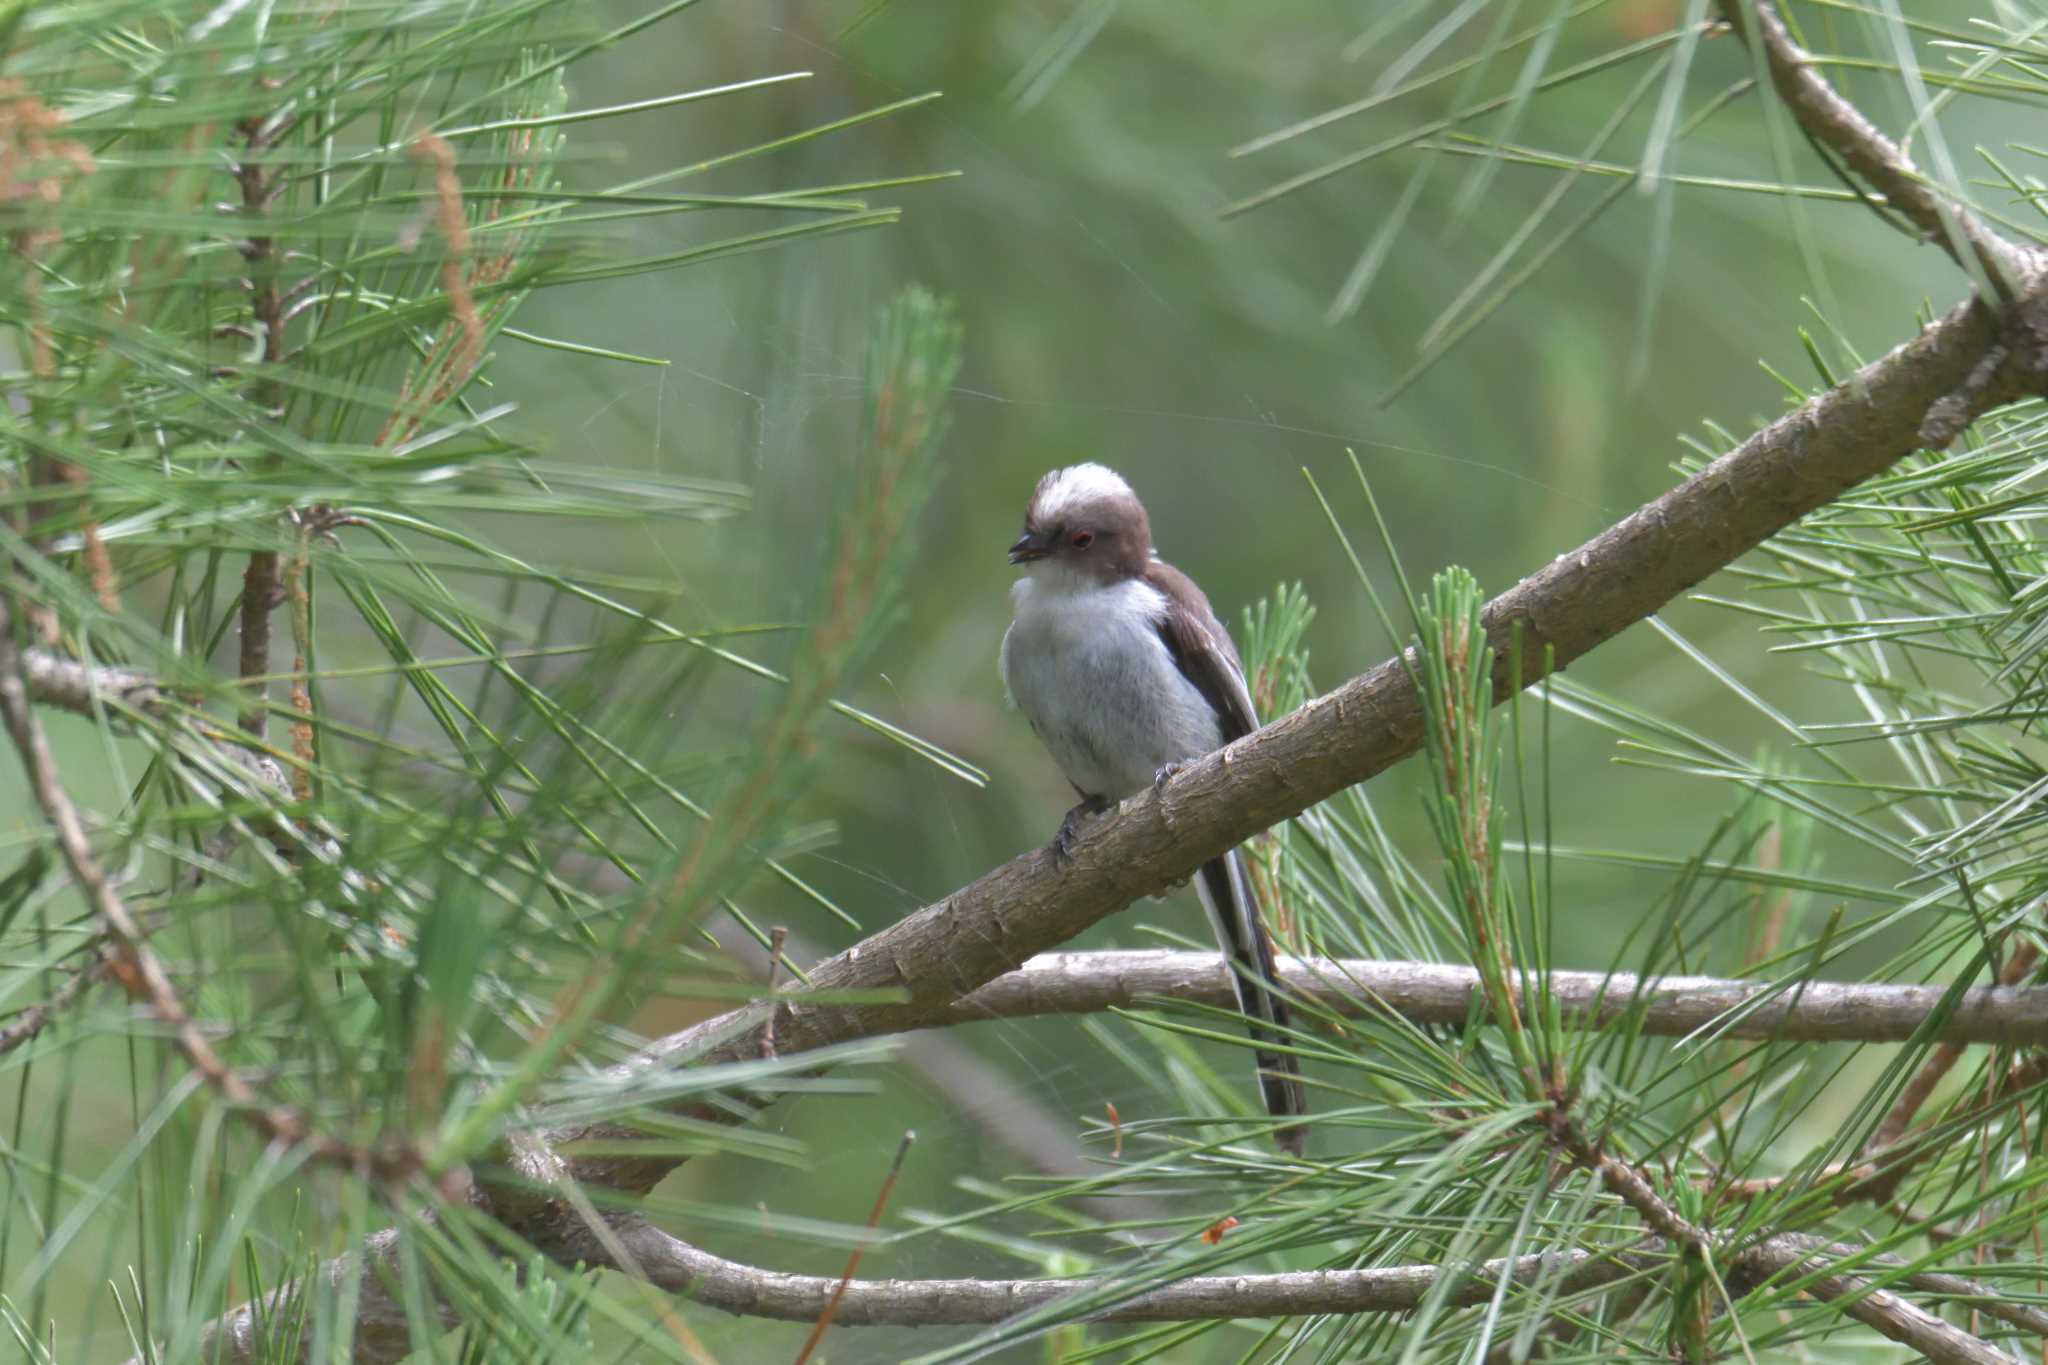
791, 1129, 916, 1365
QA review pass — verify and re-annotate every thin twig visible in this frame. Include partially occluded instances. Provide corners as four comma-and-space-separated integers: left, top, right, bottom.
1736, 1235, 2009, 1365
791, 1130, 913, 1365
1713, 942, 2047, 1207
1870, 942, 2041, 1150
0, 947, 106, 1055
233, 114, 287, 738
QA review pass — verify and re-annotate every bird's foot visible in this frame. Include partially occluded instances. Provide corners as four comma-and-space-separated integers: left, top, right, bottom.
1152, 761, 1186, 793
1054, 796, 1111, 865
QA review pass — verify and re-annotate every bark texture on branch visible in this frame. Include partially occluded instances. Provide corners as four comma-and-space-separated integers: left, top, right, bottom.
1719, 0, 2031, 293
934, 950, 2048, 1044
181, 1206, 2047, 1363
608, 1220, 1636, 1324
21, 646, 162, 715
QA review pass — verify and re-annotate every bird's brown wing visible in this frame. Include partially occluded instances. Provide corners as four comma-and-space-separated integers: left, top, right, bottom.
1145, 560, 1260, 742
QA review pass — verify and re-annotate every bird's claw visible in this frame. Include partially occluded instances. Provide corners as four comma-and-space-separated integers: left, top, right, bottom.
1153, 761, 1186, 793
1053, 797, 1109, 865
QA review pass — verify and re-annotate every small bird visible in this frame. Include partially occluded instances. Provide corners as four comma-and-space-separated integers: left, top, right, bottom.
1000, 463, 1307, 1153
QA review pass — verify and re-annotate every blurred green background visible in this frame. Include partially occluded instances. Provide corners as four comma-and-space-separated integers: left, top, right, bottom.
14, 1, 2018, 1359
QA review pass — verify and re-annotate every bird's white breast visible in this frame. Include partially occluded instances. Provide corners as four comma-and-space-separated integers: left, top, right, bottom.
1001, 569, 1225, 801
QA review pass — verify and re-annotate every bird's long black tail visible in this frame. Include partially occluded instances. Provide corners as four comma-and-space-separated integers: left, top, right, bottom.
1194, 849, 1307, 1154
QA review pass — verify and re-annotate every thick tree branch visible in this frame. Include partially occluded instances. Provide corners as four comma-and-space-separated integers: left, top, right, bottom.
1718, 0, 2036, 294
933, 950, 2048, 1045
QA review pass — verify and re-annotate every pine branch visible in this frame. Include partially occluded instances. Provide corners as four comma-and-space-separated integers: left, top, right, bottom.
1718, 0, 2037, 294
930, 950, 2048, 1045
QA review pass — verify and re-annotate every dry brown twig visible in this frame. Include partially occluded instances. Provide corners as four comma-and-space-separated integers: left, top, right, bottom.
1717, 0, 2030, 292
1712, 941, 2047, 1207
232, 112, 288, 738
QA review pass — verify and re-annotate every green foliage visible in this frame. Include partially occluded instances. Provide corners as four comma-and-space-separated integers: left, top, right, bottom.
0, 2, 967, 1361
13, 2, 2048, 1363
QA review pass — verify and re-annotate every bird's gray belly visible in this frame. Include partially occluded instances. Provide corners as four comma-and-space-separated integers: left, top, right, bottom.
1006, 624, 1222, 801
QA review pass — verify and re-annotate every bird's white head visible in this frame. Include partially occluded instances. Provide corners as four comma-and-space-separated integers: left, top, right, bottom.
1007, 463, 1153, 587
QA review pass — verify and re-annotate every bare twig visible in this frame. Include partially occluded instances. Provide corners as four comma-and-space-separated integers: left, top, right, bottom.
591, 1215, 2040, 1365
1736, 1235, 2010, 1365
181, 1200, 2048, 1365
611, 1218, 1641, 1326
1717, 0, 2034, 295
233, 114, 287, 738
791, 1130, 913, 1365
1714, 943, 2048, 1207
820, 949, 2048, 1047
0, 946, 106, 1054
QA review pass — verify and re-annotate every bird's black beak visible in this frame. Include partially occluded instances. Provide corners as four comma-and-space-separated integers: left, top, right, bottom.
1008, 529, 1051, 565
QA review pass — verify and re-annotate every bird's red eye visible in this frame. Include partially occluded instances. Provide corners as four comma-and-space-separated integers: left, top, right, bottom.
1071, 531, 1094, 549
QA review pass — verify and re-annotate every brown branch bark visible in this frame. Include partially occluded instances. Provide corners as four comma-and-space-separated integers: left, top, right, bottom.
1718, 0, 2035, 295
612, 1221, 1639, 1325
178, 1198, 2048, 1364
233, 114, 287, 738
1736, 1235, 2011, 1365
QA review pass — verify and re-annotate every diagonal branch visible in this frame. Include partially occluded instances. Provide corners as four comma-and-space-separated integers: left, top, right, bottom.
1717, 0, 2037, 294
